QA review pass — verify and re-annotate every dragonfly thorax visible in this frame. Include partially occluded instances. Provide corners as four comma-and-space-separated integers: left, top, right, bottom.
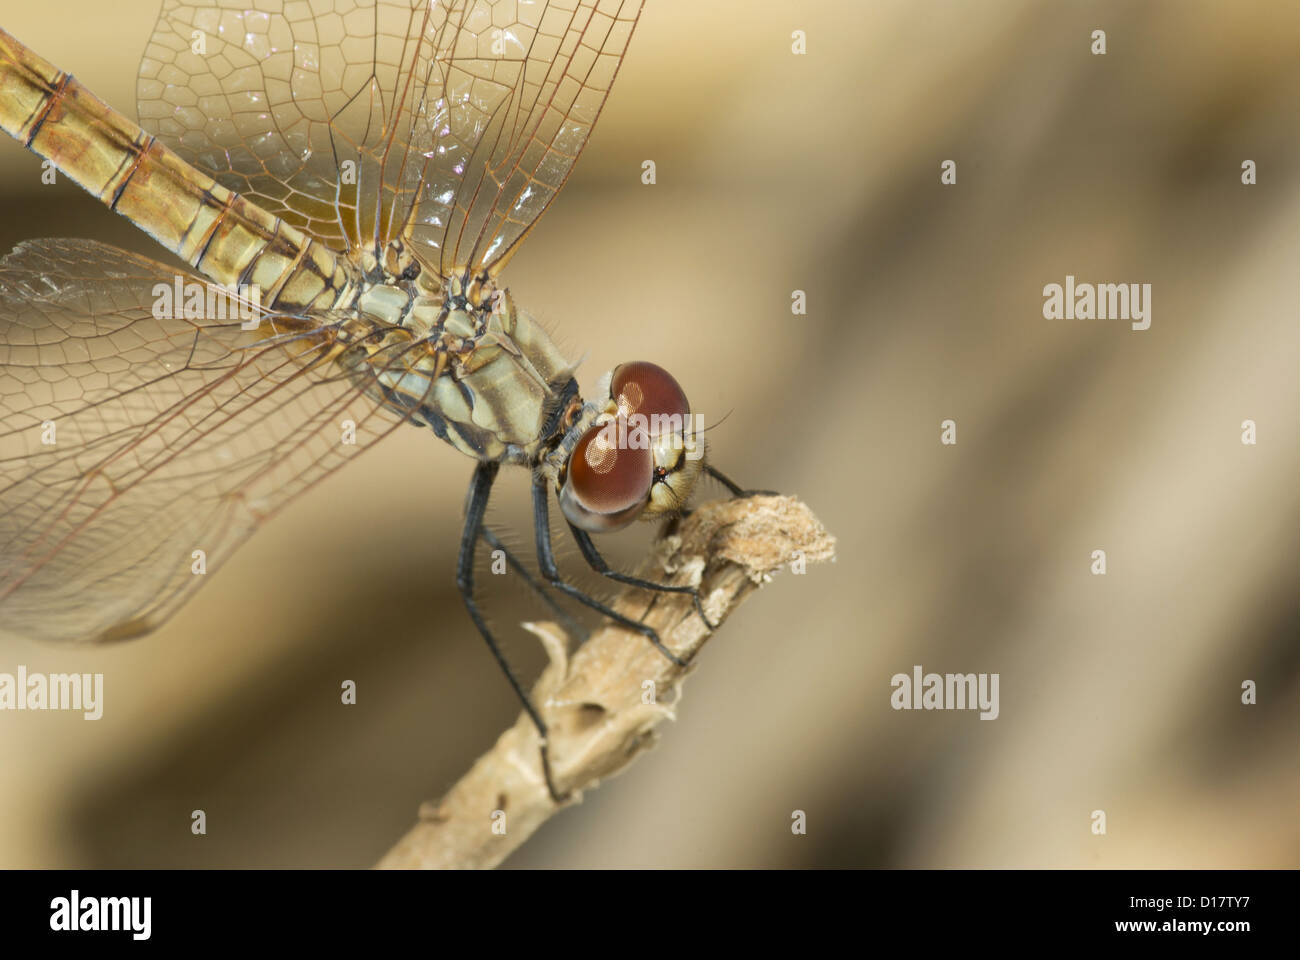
351, 258, 504, 342
341, 263, 582, 466
357, 238, 423, 286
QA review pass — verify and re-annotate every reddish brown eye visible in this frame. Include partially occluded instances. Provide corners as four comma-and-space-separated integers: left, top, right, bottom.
610, 361, 690, 433
559, 419, 652, 532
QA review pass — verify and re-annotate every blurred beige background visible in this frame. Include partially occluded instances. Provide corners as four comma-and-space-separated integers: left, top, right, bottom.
1, 0, 1298, 867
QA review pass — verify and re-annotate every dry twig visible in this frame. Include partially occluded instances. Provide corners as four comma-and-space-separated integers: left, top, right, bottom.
376, 494, 835, 869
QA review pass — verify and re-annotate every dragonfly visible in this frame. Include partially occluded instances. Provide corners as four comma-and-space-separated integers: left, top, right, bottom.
0, 0, 754, 800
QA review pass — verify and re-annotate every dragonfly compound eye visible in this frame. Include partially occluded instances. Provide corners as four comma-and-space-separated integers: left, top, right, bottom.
610, 361, 690, 435
559, 418, 653, 532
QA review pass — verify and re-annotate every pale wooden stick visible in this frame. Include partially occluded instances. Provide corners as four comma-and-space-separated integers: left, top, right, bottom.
376, 495, 836, 869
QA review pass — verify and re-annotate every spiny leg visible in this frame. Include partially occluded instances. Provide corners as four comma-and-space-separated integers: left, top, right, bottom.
706, 463, 778, 498
457, 461, 566, 804
567, 522, 716, 630
480, 525, 589, 643
532, 474, 687, 669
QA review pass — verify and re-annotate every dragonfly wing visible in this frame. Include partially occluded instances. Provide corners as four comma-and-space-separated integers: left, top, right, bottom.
136, 0, 643, 277
0, 238, 409, 643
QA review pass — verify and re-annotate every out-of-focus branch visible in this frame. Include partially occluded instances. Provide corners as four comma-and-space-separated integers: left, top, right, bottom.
376, 495, 835, 869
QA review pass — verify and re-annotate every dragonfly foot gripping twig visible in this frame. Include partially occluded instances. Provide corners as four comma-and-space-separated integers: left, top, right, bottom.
376, 494, 835, 869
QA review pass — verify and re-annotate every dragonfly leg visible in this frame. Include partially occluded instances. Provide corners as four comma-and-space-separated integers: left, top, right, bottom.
705, 463, 779, 498
479, 525, 589, 643
532, 475, 688, 669
566, 522, 717, 631
458, 461, 567, 804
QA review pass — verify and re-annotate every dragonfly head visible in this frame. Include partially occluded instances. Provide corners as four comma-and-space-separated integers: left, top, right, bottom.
557, 362, 704, 533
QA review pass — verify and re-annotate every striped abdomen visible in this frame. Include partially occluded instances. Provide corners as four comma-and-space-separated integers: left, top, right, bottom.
0, 28, 358, 315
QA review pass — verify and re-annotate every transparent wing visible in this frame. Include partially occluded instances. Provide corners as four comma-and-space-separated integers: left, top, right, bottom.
137, 0, 643, 278
0, 238, 415, 643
